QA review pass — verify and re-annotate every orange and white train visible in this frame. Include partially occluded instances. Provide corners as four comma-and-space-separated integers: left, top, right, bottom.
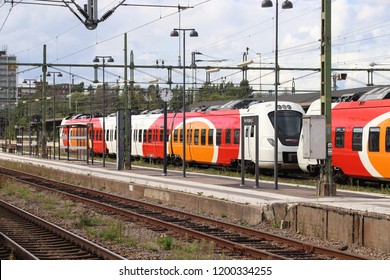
60, 101, 305, 172
298, 97, 390, 183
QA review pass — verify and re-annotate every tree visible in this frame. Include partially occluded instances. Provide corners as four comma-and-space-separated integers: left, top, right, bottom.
72, 82, 85, 93
195, 81, 253, 103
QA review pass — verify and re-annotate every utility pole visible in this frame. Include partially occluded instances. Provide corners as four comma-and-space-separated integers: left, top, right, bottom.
41, 45, 48, 158
319, 0, 335, 196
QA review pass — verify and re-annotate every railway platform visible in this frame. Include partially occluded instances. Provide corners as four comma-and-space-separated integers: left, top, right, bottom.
1, 152, 390, 253
1, 152, 389, 215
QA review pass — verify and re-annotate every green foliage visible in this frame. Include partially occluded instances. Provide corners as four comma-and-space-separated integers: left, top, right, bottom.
17, 186, 31, 199
156, 235, 174, 250
76, 213, 101, 228
100, 222, 124, 243
196, 81, 254, 103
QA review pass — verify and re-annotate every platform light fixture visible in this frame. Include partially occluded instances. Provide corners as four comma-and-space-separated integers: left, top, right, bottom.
93, 55, 114, 167
23, 78, 37, 156
261, 0, 293, 190
47, 71, 62, 159
170, 28, 198, 178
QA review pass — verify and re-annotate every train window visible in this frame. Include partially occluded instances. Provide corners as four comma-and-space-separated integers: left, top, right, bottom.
194, 129, 199, 145
208, 129, 214, 145
216, 129, 222, 146
268, 111, 302, 146
226, 129, 231, 144
234, 129, 240, 144
143, 129, 147, 143
154, 129, 158, 142
250, 125, 255, 137
386, 128, 390, 152
159, 130, 163, 142
245, 126, 249, 137
166, 130, 170, 142
335, 128, 345, 148
352, 127, 363, 151
369, 127, 380, 152
138, 130, 142, 142
173, 129, 178, 142
201, 129, 206, 145
179, 129, 183, 143
148, 129, 152, 143
114, 129, 117, 141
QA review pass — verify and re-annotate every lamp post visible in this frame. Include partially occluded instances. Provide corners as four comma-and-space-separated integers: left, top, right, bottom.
23, 78, 36, 156
261, 0, 293, 190
93, 55, 114, 167
170, 28, 198, 177
47, 71, 62, 159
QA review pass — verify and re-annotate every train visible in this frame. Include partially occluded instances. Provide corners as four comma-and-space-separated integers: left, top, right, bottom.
60, 101, 305, 172
297, 96, 390, 183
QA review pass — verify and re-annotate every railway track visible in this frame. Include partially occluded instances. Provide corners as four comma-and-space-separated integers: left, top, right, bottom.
0, 167, 369, 260
0, 199, 126, 260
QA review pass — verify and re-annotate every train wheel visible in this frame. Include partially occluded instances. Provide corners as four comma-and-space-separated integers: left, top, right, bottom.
172, 156, 182, 167
333, 169, 348, 185
246, 162, 256, 175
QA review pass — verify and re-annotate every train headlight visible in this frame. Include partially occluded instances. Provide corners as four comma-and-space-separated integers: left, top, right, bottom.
267, 138, 275, 147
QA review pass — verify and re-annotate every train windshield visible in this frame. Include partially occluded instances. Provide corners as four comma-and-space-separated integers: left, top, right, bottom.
268, 110, 302, 146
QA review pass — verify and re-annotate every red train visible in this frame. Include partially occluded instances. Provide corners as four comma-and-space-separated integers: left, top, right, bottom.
298, 98, 390, 183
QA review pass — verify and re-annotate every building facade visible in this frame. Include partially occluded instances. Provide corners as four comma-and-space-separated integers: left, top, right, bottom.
0, 49, 18, 139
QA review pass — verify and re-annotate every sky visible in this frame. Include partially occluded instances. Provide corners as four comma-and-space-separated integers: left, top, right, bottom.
1, 0, 390, 94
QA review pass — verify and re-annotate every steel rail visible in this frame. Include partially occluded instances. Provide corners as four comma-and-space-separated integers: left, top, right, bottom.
0, 199, 126, 260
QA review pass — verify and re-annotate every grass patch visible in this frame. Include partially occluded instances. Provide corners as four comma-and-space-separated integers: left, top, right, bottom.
75, 212, 102, 228
156, 235, 174, 250
100, 221, 124, 243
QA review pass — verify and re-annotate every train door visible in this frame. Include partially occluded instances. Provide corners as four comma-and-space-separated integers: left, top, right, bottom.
107, 128, 117, 155
240, 115, 260, 168
133, 126, 144, 157
244, 124, 255, 160
152, 126, 159, 158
